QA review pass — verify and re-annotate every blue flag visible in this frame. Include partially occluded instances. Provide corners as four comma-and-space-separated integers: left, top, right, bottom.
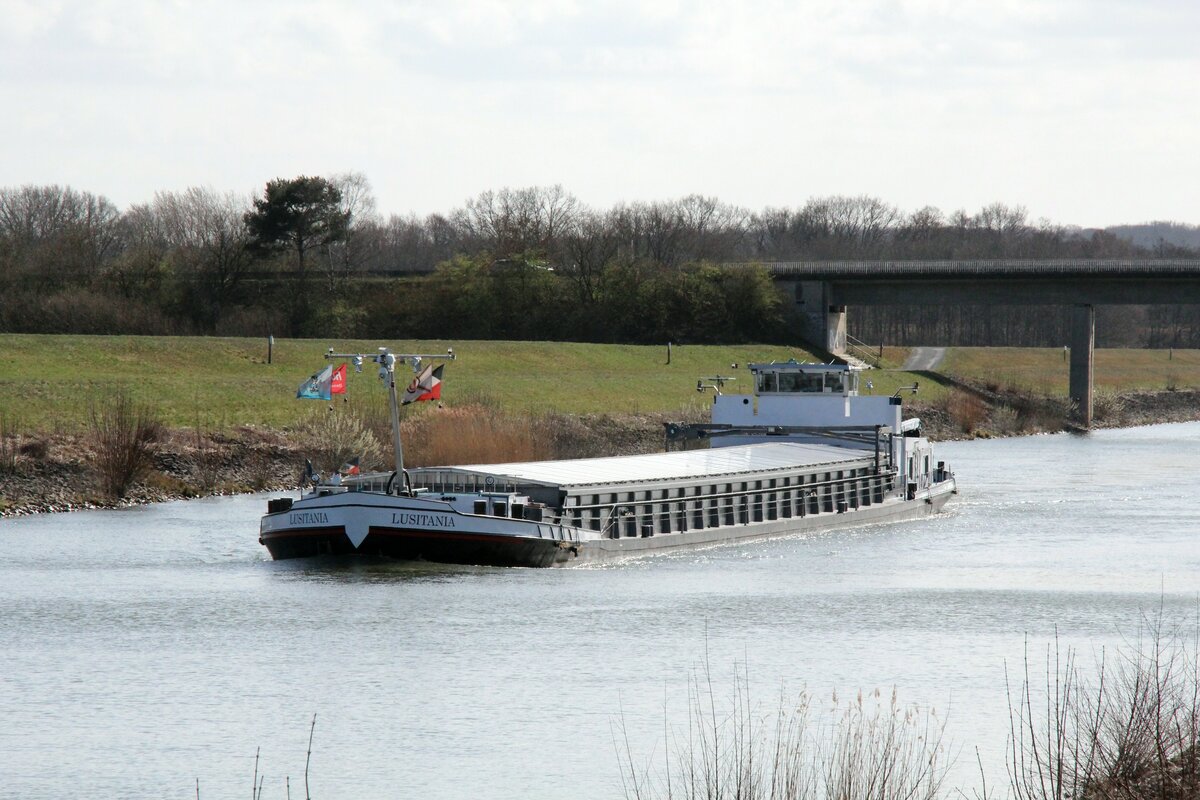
297, 365, 333, 400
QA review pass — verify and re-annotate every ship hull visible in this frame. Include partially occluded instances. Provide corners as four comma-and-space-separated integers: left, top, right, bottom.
261, 525, 575, 567
260, 480, 955, 568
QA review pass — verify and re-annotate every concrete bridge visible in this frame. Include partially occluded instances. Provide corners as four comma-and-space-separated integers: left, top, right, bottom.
747, 259, 1200, 426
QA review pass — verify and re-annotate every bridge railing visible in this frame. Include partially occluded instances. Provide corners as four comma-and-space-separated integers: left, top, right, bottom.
733, 259, 1200, 277
844, 334, 887, 368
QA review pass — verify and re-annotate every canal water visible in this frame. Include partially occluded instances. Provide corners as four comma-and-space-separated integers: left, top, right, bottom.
1, 423, 1198, 799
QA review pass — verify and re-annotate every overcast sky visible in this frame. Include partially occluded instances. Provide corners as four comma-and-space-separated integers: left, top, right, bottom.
3, 0, 1198, 227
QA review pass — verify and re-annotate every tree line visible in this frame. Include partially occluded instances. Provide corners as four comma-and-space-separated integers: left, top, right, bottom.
1, 176, 1198, 346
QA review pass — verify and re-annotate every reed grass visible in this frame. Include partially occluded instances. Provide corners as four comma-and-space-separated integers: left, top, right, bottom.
617, 660, 948, 800
402, 404, 557, 466
616, 612, 1200, 800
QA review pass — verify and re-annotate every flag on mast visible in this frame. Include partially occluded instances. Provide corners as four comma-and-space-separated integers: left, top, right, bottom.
401, 364, 444, 404
297, 365, 333, 400
331, 363, 347, 395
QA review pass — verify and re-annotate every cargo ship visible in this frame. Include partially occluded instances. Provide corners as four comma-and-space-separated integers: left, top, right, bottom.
260, 350, 956, 566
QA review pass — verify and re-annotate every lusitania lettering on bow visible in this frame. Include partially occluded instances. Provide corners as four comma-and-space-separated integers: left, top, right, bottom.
392, 512, 456, 528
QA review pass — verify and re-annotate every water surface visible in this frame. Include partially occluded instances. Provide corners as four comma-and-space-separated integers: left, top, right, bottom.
2, 423, 1198, 798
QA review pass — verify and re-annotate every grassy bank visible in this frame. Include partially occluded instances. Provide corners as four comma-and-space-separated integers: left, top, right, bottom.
4, 335, 1196, 431
2, 335, 1200, 514
0, 334, 948, 430
937, 345, 1200, 394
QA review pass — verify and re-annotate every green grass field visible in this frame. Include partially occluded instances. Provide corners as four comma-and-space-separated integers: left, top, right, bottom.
0, 335, 836, 430
1, 335, 1195, 432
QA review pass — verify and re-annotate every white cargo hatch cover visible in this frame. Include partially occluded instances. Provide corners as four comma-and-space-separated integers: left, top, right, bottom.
431, 442, 871, 489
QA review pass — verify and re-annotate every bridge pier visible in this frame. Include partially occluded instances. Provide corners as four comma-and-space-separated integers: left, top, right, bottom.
825, 304, 847, 353
780, 279, 847, 354
1069, 304, 1094, 427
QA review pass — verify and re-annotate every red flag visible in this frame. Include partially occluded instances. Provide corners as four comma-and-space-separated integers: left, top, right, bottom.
331, 363, 347, 395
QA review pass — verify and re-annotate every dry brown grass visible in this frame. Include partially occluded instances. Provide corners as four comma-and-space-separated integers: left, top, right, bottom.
402, 404, 556, 466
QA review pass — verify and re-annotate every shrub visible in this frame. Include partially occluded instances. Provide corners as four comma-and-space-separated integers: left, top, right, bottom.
296, 407, 384, 475
943, 390, 989, 434
89, 391, 163, 499
1007, 617, 1200, 800
1091, 391, 1127, 423
0, 412, 18, 474
990, 404, 1021, 436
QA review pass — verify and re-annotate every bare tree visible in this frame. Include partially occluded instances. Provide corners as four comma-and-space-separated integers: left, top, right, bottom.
323, 171, 383, 288
0, 185, 122, 288
122, 187, 254, 328
558, 210, 620, 304
455, 185, 580, 260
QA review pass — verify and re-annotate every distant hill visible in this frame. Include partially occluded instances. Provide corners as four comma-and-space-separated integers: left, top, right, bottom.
1106, 222, 1200, 250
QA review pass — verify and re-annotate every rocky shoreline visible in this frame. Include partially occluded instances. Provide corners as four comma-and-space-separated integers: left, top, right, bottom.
2, 389, 1198, 517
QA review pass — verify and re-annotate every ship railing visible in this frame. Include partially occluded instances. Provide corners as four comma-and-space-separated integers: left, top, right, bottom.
565, 466, 900, 538
664, 422, 892, 449
343, 472, 396, 494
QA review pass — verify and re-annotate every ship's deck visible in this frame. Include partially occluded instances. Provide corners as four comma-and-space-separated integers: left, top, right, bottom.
415, 442, 874, 490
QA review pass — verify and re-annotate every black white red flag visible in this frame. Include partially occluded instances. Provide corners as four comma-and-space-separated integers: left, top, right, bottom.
401, 364, 444, 404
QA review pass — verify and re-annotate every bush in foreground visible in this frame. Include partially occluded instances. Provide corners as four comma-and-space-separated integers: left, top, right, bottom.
618, 616, 1199, 800
1008, 617, 1200, 800
88, 391, 163, 499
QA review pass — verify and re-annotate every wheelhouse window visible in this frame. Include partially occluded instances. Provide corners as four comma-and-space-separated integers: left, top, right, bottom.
756, 368, 858, 394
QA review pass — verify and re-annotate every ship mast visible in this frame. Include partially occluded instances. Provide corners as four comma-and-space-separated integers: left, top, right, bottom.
324, 346, 455, 495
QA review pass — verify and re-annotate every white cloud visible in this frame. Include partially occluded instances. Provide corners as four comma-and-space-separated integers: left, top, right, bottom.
1, 0, 1197, 225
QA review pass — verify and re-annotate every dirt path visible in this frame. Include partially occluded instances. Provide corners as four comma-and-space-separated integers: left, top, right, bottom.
903, 347, 947, 371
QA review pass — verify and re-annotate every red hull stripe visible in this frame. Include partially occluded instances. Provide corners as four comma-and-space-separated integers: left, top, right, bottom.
260, 526, 543, 546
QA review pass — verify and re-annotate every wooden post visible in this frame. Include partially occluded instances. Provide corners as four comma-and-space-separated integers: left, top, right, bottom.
268, 334, 274, 365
